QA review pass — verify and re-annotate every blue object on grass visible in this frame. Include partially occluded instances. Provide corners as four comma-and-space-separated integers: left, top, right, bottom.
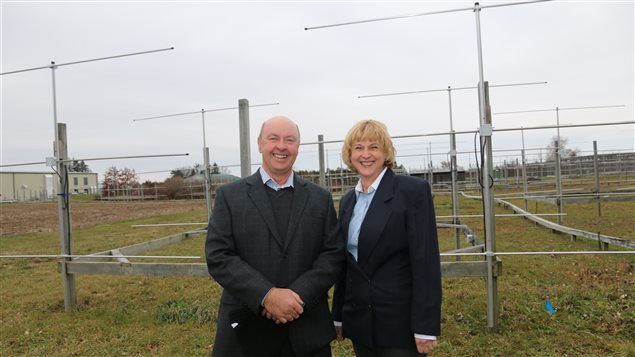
545, 298, 556, 314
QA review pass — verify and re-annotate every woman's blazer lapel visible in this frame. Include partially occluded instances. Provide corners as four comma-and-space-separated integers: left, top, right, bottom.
357, 169, 395, 267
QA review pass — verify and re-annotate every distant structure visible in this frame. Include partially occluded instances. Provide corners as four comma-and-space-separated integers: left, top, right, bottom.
486, 152, 635, 180
410, 168, 467, 184
0, 171, 99, 201
523, 152, 635, 178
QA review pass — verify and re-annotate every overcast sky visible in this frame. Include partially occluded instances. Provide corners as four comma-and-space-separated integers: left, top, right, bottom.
2, 0, 633, 182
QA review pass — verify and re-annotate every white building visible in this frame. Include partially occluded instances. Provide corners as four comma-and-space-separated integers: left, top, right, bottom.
0, 171, 99, 201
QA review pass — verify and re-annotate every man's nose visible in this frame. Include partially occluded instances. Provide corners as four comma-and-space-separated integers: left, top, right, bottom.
274, 139, 287, 149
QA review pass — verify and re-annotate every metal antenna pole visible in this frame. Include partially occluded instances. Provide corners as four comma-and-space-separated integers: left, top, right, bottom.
448, 87, 461, 255
326, 149, 331, 191
474, 2, 498, 330
201, 109, 208, 149
238, 99, 251, 178
521, 127, 529, 210
593, 141, 602, 219
318, 134, 326, 188
202, 110, 212, 220
50, 63, 60, 163
556, 106, 561, 146
56, 120, 75, 311
554, 107, 564, 224
431, 142, 435, 183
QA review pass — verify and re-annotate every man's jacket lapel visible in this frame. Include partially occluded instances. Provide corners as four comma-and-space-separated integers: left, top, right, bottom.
246, 171, 284, 248
284, 175, 310, 251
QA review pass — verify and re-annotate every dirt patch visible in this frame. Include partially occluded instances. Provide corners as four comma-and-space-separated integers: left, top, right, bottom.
0, 200, 207, 236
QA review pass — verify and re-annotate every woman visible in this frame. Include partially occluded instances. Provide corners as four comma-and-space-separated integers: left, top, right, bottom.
332, 120, 442, 356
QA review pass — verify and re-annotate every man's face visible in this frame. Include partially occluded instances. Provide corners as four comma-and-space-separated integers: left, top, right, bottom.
258, 117, 300, 180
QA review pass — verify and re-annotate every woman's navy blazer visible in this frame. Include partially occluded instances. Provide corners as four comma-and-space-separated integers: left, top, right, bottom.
332, 168, 442, 349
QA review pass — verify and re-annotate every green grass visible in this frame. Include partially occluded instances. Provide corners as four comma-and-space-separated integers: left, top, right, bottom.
1, 197, 634, 356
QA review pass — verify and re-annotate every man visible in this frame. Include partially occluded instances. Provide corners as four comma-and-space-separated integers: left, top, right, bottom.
206, 116, 344, 357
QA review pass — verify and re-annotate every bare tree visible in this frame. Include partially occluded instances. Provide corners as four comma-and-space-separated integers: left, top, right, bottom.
101, 167, 139, 197
163, 176, 185, 199
546, 136, 580, 162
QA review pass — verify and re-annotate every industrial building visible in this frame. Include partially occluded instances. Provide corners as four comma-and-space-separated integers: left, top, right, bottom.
0, 171, 99, 201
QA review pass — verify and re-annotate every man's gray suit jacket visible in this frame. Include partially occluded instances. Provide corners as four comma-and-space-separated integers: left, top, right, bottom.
206, 170, 345, 356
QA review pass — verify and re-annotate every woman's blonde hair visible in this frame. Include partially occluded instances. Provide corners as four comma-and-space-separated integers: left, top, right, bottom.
342, 119, 396, 173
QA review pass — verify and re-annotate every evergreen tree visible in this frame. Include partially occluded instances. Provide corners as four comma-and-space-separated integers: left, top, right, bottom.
69, 159, 90, 172
211, 162, 220, 174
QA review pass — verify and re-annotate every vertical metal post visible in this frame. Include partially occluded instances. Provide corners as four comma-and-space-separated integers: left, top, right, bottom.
521, 127, 528, 210
475, 2, 497, 329
326, 149, 330, 191
51, 63, 61, 166
318, 135, 326, 188
555, 107, 561, 148
201, 110, 213, 219
428, 141, 434, 189
593, 141, 601, 218
521, 149, 528, 211
238, 99, 251, 178
51, 63, 76, 311
203, 147, 212, 219
481, 81, 498, 330
56, 123, 76, 311
447, 87, 461, 253
201, 109, 208, 149
504, 160, 508, 184
340, 155, 345, 196
555, 107, 563, 225
555, 140, 563, 225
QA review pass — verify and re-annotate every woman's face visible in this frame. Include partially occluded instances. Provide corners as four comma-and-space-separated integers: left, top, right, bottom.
350, 139, 386, 183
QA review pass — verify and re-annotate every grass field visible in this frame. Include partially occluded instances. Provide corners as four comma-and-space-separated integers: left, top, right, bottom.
1, 193, 633, 356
